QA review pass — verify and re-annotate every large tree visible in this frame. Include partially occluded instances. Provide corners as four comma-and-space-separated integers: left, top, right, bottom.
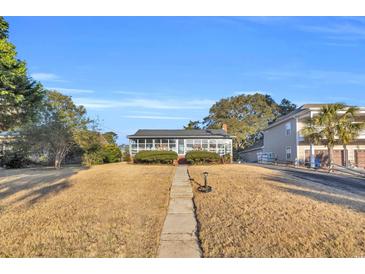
278, 99, 297, 116
22, 90, 90, 169
184, 120, 201, 129
203, 93, 294, 149
0, 16, 44, 131
102, 131, 118, 145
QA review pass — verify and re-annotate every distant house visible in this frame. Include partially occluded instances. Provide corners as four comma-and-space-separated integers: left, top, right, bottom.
238, 139, 263, 163
127, 126, 233, 159
263, 104, 365, 167
0, 131, 19, 163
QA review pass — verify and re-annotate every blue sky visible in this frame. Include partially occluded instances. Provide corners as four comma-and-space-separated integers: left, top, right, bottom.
6, 16, 365, 143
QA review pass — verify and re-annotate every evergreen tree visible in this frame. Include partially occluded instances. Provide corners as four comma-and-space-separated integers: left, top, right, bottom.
0, 16, 44, 131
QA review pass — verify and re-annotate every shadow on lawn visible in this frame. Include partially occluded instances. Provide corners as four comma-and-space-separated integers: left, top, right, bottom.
187, 169, 204, 188
263, 174, 365, 214
0, 166, 86, 207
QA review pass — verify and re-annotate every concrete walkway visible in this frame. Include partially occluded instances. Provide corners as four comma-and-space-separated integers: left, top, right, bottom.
158, 165, 201, 258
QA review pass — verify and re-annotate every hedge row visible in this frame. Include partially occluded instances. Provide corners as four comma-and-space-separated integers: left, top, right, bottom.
134, 150, 178, 164
185, 150, 221, 164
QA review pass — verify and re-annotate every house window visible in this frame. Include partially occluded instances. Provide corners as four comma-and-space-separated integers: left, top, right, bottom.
186, 139, 194, 152
168, 139, 176, 151
286, 146, 292, 160
146, 139, 153, 150
202, 139, 208, 150
285, 122, 292, 136
209, 140, 217, 152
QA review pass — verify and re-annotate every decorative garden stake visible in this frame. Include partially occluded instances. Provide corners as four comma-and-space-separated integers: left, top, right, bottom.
198, 171, 212, 193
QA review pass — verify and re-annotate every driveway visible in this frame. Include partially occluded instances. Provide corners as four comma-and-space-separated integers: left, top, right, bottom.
256, 164, 365, 196
0, 166, 84, 208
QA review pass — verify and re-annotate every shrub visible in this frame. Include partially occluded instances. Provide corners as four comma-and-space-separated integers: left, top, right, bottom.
82, 151, 105, 166
185, 150, 220, 165
123, 152, 131, 162
1, 151, 30, 169
102, 144, 122, 163
221, 154, 231, 164
134, 150, 178, 164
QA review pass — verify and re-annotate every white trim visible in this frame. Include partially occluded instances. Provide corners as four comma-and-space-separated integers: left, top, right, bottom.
128, 135, 231, 139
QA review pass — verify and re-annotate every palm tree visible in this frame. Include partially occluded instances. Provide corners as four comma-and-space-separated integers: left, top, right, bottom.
301, 103, 350, 171
336, 107, 365, 167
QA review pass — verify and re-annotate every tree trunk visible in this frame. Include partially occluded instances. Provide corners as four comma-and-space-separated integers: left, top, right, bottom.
54, 150, 63, 169
328, 145, 334, 172
343, 144, 348, 167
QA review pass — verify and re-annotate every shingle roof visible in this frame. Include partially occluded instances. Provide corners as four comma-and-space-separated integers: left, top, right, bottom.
127, 129, 231, 138
240, 139, 264, 153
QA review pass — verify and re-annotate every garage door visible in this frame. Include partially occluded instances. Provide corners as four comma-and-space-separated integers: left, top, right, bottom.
355, 150, 365, 168
305, 150, 344, 166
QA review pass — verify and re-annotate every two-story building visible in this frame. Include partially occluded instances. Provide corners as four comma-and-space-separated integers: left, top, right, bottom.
240, 104, 365, 168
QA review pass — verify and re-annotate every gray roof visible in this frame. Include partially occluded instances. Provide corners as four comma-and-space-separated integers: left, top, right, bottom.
128, 129, 231, 138
240, 139, 264, 153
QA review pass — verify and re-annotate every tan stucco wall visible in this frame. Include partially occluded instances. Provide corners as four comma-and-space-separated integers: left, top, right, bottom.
263, 118, 298, 162
298, 144, 365, 163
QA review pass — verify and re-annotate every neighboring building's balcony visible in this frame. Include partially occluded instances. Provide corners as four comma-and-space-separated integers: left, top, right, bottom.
297, 130, 365, 143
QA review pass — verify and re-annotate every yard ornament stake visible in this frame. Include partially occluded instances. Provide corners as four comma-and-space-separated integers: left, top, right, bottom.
198, 171, 212, 193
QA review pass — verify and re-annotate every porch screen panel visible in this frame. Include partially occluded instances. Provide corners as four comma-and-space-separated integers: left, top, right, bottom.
161, 139, 169, 150
209, 139, 217, 152
146, 139, 153, 150
202, 139, 208, 151
186, 139, 194, 152
193, 139, 202, 150
169, 139, 177, 151
138, 139, 146, 150
155, 139, 161, 150
217, 140, 225, 155
130, 139, 137, 155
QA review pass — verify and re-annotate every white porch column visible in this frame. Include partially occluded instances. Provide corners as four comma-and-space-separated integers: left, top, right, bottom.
230, 139, 233, 162
309, 112, 315, 168
152, 139, 155, 150
129, 139, 132, 156
310, 144, 315, 168
137, 139, 139, 153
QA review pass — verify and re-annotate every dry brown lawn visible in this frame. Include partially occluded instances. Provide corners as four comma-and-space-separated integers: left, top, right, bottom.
189, 164, 365, 258
0, 163, 175, 257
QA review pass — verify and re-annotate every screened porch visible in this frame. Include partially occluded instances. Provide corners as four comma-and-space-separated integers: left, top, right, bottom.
129, 138, 232, 157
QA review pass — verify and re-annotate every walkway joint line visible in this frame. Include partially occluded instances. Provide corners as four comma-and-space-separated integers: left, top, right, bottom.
158, 165, 202, 258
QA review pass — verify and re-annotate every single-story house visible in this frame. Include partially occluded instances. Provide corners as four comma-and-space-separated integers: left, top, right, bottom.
127, 127, 233, 159
0, 131, 18, 155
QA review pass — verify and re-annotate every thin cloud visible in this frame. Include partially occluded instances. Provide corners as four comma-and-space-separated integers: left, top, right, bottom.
113, 91, 148, 95
73, 98, 215, 110
31, 72, 63, 82
46, 87, 95, 94
122, 115, 189, 120
300, 23, 365, 40
261, 69, 365, 86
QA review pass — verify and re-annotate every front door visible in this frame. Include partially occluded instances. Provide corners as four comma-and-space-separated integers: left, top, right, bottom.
178, 139, 185, 155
